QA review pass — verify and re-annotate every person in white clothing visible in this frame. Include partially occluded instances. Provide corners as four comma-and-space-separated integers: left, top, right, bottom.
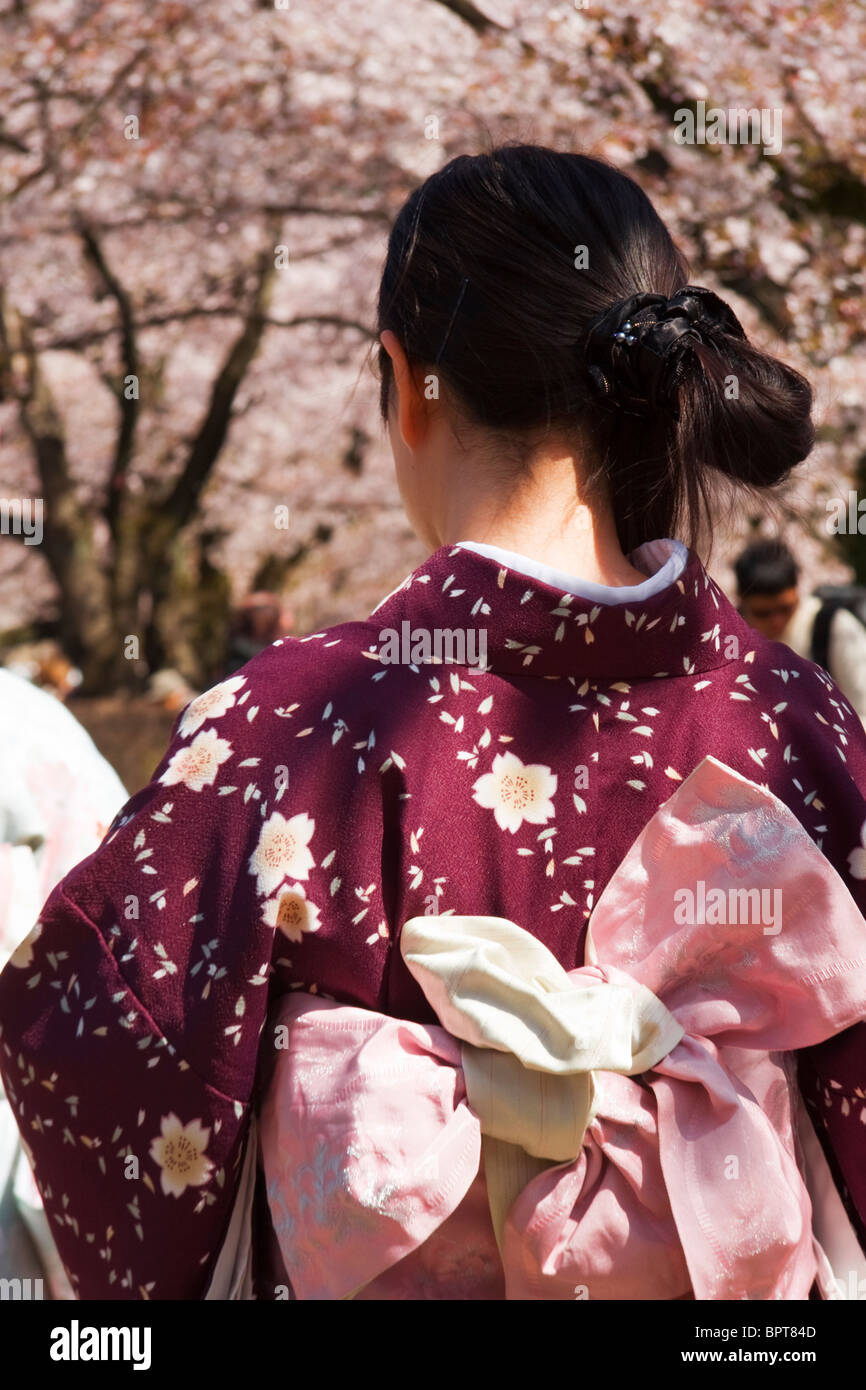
0, 668, 128, 1298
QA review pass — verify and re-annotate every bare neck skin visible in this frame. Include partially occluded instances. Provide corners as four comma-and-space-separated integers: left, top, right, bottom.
379, 330, 650, 588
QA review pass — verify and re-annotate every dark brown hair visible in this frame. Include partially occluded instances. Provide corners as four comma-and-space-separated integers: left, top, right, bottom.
376, 144, 814, 553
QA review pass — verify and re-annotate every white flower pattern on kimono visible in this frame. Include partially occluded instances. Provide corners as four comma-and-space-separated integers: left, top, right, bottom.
158, 728, 232, 791
7, 919, 42, 969
249, 811, 316, 896
848, 821, 866, 879
5, 539, 866, 1300
179, 675, 246, 738
472, 750, 557, 833
149, 1114, 213, 1197
263, 883, 322, 943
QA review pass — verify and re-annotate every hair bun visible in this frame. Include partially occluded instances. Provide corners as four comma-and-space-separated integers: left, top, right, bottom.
583, 286, 746, 418
377, 145, 814, 552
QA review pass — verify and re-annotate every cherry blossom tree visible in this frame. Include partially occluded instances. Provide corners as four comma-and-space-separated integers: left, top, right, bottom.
0, 0, 863, 691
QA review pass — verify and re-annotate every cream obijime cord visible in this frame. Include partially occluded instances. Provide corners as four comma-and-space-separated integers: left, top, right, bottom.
400, 914, 684, 1254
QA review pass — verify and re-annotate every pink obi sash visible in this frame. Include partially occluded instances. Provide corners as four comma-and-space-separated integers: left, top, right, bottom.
258, 755, 866, 1300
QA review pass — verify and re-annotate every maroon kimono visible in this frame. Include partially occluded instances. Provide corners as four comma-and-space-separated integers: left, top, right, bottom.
2, 541, 866, 1299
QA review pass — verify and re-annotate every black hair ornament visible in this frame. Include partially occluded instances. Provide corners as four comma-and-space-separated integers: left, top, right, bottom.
583, 286, 747, 419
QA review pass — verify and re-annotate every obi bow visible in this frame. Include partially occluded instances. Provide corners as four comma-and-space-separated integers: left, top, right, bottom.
258, 755, 866, 1300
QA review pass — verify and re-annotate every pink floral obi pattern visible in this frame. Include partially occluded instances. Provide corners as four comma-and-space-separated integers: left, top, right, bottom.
259, 756, 866, 1300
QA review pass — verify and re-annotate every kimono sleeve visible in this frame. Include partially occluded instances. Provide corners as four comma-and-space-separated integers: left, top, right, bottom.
0, 676, 290, 1299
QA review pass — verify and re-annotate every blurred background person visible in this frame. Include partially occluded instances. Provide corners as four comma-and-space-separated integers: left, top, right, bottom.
735, 538, 866, 726
223, 591, 294, 677
0, 666, 128, 1299
2, 640, 82, 703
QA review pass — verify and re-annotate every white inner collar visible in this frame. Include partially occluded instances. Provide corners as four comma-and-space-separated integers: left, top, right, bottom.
454, 538, 689, 605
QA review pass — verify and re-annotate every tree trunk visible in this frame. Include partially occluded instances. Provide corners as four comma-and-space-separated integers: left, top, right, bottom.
145, 525, 233, 689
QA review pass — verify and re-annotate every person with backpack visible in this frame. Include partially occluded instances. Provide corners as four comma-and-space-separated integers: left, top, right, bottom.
3, 145, 866, 1301
734, 538, 866, 727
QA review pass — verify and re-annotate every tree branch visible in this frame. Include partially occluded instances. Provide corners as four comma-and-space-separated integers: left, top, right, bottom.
40, 310, 375, 353
0, 286, 118, 680
68, 47, 150, 148
0, 125, 30, 154
425, 0, 506, 34
161, 235, 281, 533
260, 201, 392, 222
0, 288, 70, 490
76, 215, 140, 533
1, 48, 149, 208
0, 206, 387, 243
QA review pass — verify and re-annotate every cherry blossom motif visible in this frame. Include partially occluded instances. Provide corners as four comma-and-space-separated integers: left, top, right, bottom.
262, 883, 322, 943
472, 751, 557, 834
158, 729, 232, 792
7, 919, 42, 969
249, 811, 316, 896
848, 821, 866, 879
149, 1114, 213, 1198
178, 676, 246, 738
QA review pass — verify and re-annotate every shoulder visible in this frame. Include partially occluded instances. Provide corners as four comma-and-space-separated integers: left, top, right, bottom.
830, 604, 866, 646
699, 626, 866, 783
0, 670, 127, 808
168, 621, 387, 743
142, 618, 419, 801
708, 623, 831, 711
742, 633, 859, 733
218, 620, 386, 697
0, 668, 87, 747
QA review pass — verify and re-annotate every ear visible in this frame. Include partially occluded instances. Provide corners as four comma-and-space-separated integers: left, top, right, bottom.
379, 330, 430, 450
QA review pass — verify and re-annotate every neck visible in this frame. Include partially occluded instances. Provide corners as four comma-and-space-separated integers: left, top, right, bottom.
435, 448, 649, 588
